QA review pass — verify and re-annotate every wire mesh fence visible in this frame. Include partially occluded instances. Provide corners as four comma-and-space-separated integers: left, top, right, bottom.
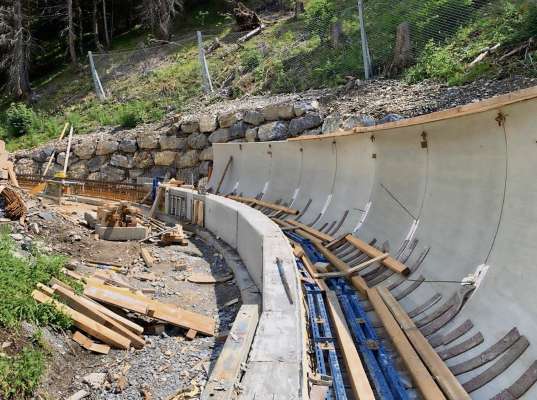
88, 0, 508, 101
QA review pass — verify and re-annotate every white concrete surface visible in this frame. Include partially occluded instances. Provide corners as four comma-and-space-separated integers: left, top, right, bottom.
207, 86, 537, 399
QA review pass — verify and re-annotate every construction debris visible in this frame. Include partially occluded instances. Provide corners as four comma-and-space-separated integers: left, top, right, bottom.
0, 185, 27, 220
187, 273, 234, 284
98, 202, 140, 227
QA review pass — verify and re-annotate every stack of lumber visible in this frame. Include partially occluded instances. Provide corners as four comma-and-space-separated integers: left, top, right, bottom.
161, 225, 187, 246
32, 271, 216, 354
97, 202, 140, 227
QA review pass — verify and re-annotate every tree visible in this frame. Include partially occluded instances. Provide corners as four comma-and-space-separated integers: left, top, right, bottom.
142, 0, 183, 40
0, 0, 32, 100
67, 0, 77, 64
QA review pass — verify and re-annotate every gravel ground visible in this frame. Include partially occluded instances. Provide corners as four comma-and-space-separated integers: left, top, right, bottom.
9, 197, 241, 400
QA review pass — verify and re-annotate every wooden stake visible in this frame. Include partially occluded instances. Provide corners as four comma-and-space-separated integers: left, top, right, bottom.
63, 125, 75, 175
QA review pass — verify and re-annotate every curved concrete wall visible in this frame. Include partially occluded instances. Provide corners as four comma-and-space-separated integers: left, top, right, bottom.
208, 86, 537, 399
165, 187, 305, 399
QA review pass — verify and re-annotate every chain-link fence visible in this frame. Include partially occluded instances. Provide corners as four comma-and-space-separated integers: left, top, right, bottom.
88, 0, 507, 100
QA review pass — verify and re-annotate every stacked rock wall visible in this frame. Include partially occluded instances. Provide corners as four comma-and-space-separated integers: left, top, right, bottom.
12, 100, 388, 183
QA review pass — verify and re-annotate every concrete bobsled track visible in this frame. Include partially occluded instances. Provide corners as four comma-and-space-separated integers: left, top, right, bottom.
198, 86, 537, 399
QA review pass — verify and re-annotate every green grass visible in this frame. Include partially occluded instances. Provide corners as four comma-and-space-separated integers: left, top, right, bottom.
0, 230, 75, 399
406, 0, 537, 85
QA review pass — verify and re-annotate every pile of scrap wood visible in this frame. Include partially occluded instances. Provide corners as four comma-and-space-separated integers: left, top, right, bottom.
32, 269, 215, 354
98, 202, 139, 227
0, 185, 27, 220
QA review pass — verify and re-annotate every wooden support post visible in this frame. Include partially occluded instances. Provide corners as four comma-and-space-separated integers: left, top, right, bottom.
215, 156, 232, 195
325, 290, 376, 400
43, 122, 69, 177
378, 287, 471, 400
148, 185, 164, 218
345, 234, 410, 275
285, 219, 334, 242
63, 126, 74, 176
367, 288, 446, 400
229, 195, 299, 215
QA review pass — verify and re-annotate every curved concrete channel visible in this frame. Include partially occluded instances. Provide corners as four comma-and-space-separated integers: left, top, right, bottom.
166, 86, 537, 399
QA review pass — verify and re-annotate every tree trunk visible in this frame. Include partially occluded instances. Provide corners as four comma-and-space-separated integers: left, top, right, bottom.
102, 0, 110, 47
78, 2, 84, 56
68, 0, 77, 64
389, 22, 413, 76
331, 21, 343, 48
110, 0, 114, 42
93, 0, 104, 51
11, 0, 32, 100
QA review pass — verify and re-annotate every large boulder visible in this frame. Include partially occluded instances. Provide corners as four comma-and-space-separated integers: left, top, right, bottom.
56, 152, 78, 167
322, 114, 342, 134
294, 101, 319, 117
96, 139, 119, 155
74, 141, 96, 160
199, 161, 211, 177
119, 139, 138, 153
181, 116, 199, 133
379, 113, 404, 124
257, 121, 288, 142
243, 110, 265, 126
15, 158, 38, 175
100, 165, 125, 182
159, 134, 186, 151
262, 103, 295, 121
208, 128, 231, 143
218, 111, 241, 128
199, 147, 213, 161
176, 150, 199, 168
288, 113, 322, 136
87, 156, 108, 172
229, 121, 249, 140
187, 132, 209, 150
69, 161, 89, 179
154, 151, 178, 166
110, 154, 133, 169
199, 114, 218, 133
136, 132, 159, 149
342, 115, 376, 130
133, 151, 154, 169
32, 148, 54, 163
128, 169, 145, 180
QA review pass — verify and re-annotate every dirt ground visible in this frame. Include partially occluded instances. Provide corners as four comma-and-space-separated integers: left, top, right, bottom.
19, 198, 241, 400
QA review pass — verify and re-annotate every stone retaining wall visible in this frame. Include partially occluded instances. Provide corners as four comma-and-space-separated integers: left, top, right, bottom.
12, 100, 392, 183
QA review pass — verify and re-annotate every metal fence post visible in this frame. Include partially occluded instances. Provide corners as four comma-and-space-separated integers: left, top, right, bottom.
357, 0, 373, 79
88, 51, 106, 100
197, 31, 214, 93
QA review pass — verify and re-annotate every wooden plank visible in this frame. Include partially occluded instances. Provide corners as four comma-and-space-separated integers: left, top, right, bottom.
84, 283, 215, 336
148, 185, 164, 218
312, 241, 369, 295
185, 329, 198, 340
345, 234, 410, 275
140, 247, 155, 268
32, 290, 131, 349
325, 290, 376, 400
215, 155, 233, 195
378, 287, 471, 400
229, 195, 299, 215
367, 288, 446, 400
201, 304, 259, 399
72, 331, 110, 354
52, 284, 145, 349
284, 219, 333, 242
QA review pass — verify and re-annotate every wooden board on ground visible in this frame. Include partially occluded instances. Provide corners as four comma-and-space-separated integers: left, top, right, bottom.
187, 273, 233, 284
325, 290, 376, 400
140, 247, 155, 268
367, 288, 446, 400
52, 284, 145, 349
377, 287, 470, 400
185, 329, 198, 340
84, 283, 215, 336
72, 331, 110, 354
32, 290, 131, 349
345, 234, 410, 275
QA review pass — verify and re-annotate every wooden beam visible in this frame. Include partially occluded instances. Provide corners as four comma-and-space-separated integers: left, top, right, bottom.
367, 288, 446, 400
215, 156, 233, 195
84, 283, 215, 336
285, 219, 334, 242
325, 290, 376, 400
378, 287, 471, 400
52, 284, 145, 349
229, 195, 299, 215
345, 234, 410, 275
32, 290, 131, 349
312, 241, 369, 295
315, 253, 389, 279
140, 247, 155, 268
72, 331, 110, 354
